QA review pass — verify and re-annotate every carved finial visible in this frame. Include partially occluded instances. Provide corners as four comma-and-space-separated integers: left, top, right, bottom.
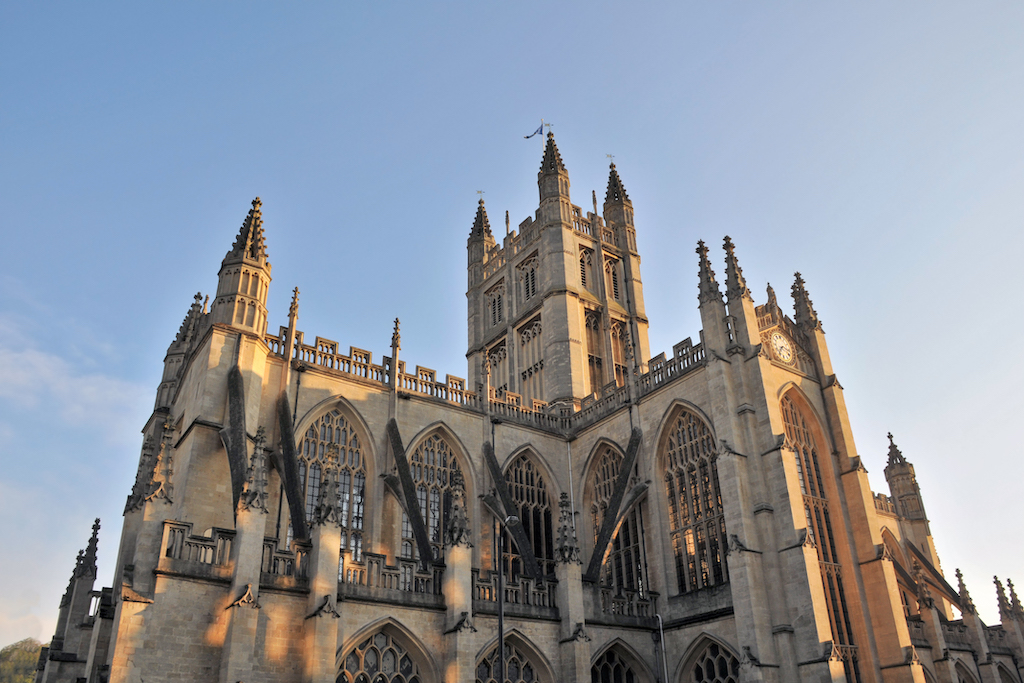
228, 197, 268, 262
391, 318, 401, 350
1007, 578, 1023, 619
592, 190, 597, 215
289, 287, 300, 320
172, 292, 207, 349
886, 433, 907, 466
444, 468, 472, 548
791, 272, 822, 331
505, 210, 510, 235
540, 131, 566, 174
697, 240, 724, 305
239, 427, 269, 514
605, 161, 630, 205
554, 492, 580, 564
723, 236, 751, 302
471, 198, 491, 237
956, 569, 976, 614
766, 283, 777, 308
996, 576, 1013, 621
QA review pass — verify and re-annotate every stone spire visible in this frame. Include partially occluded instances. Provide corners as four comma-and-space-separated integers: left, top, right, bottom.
996, 576, 1014, 622
604, 162, 630, 205
60, 551, 84, 607
791, 272, 821, 331
470, 199, 492, 238
723, 236, 751, 302
540, 132, 566, 174
227, 197, 268, 263
172, 292, 205, 350
956, 568, 976, 614
554, 492, 580, 564
78, 519, 100, 579
886, 432, 906, 466
697, 240, 724, 305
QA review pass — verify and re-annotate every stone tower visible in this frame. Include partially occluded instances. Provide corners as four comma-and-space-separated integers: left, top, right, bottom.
467, 133, 650, 408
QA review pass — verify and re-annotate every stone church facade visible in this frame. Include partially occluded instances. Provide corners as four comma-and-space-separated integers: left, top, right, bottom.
36, 134, 1024, 683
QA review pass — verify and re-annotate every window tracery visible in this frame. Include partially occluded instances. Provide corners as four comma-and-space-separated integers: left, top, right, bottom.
299, 408, 365, 561
688, 641, 739, 683
591, 649, 638, 683
487, 283, 505, 327
663, 409, 727, 594
580, 249, 594, 290
487, 342, 508, 396
610, 322, 627, 387
585, 312, 603, 394
400, 433, 465, 562
781, 394, 860, 683
338, 630, 423, 683
476, 642, 542, 683
589, 446, 647, 595
504, 453, 554, 578
519, 257, 538, 301
605, 260, 620, 300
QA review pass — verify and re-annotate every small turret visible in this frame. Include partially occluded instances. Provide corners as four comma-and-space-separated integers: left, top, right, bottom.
883, 433, 927, 522
537, 133, 570, 222
697, 240, 723, 305
603, 162, 633, 228
209, 198, 272, 335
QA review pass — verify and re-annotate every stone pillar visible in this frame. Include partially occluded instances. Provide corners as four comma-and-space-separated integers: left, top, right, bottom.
220, 429, 271, 683
552, 493, 590, 682
442, 471, 476, 683
303, 458, 343, 683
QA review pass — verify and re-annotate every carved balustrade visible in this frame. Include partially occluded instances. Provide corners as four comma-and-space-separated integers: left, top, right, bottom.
158, 521, 234, 580
339, 552, 443, 607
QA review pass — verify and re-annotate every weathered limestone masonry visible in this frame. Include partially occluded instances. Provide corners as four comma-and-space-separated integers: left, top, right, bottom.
38, 135, 1024, 683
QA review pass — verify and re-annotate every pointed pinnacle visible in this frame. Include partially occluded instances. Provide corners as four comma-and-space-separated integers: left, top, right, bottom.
723, 236, 751, 302
1007, 578, 1023, 615
540, 132, 566, 174
289, 287, 300, 320
229, 197, 268, 262
956, 568, 976, 613
697, 240, 723, 305
604, 162, 630, 205
791, 272, 821, 330
996, 576, 1013, 618
392, 318, 401, 350
471, 199, 491, 237
885, 433, 906, 466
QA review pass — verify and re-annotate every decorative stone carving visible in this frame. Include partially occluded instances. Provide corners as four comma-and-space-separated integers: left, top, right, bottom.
554, 492, 580, 564
443, 469, 472, 548
912, 559, 934, 609
305, 594, 340, 620
228, 583, 260, 609
312, 457, 342, 528
444, 611, 477, 634
956, 569, 976, 614
238, 426, 269, 514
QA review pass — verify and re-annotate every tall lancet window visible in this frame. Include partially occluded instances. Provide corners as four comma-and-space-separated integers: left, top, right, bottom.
589, 446, 648, 595
519, 318, 543, 404
585, 311, 603, 395
487, 341, 508, 396
781, 394, 861, 683
503, 453, 554, 578
610, 321, 628, 387
605, 260, 621, 301
298, 408, 366, 561
580, 248, 594, 290
400, 433, 464, 563
487, 282, 504, 328
663, 409, 727, 594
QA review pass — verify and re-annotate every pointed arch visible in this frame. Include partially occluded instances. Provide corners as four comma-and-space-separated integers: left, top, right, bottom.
591, 638, 655, 683
398, 422, 475, 562
336, 617, 439, 683
775, 382, 832, 453
295, 394, 377, 469
501, 448, 557, 578
475, 629, 555, 683
652, 399, 718, 457
954, 660, 980, 683
676, 633, 740, 683
994, 662, 1020, 683
658, 404, 728, 595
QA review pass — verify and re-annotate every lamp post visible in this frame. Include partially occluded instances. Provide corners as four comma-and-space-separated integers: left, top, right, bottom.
496, 514, 520, 683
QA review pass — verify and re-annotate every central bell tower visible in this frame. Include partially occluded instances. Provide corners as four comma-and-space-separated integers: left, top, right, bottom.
467, 134, 650, 409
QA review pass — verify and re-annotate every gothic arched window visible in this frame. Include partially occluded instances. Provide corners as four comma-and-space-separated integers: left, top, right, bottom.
338, 630, 423, 683
476, 642, 543, 683
487, 283, 504, 328
519, 257, 538, 301
519, 319, 543, 404
589, 446, 647, 595
400, 432, 465, 562
299, 408, 366, 561
663, 409, 727, 594
585, 312, 603, 394
610, 322, 627, 387
688, 641, 739, 683
781, 394, 860, 682
580, 249, 594, 290
605, 260, 620, 301
591, 649, 639, 683
504, 453, 554, 578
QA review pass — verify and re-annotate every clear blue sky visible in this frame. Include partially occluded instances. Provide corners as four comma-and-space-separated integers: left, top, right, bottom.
1, 2, 1022, 645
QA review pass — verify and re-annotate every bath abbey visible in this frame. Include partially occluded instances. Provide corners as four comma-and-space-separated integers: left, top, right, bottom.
36, 134, 1024, 683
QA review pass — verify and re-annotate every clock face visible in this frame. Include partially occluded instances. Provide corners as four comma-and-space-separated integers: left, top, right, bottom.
770, 331, 794, 363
